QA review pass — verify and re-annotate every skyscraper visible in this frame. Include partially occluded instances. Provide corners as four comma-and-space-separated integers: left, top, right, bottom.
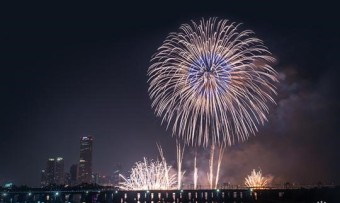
42, 157, 65, 186
113, 163, 122, 186
69, 164, 78, 186
46, 158, 55, 185
78, 136, 93, 183
55, 157, 65, 185
40, 169, 47, 187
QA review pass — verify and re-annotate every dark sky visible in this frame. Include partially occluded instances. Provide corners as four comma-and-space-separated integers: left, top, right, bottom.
1, 1, 339, 187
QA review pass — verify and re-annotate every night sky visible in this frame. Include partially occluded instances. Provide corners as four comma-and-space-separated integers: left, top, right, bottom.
1, 1, 339, 187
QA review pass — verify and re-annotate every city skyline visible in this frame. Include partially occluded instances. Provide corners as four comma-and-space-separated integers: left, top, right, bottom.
1, 1, 339, 187
39, 136, 117, 187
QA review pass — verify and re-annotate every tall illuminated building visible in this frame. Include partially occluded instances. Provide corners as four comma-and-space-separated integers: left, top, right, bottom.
42, 157, 65, 186
46, 158, 56, 184
78, 136, 93, 183
55, 157, 65, 185
70, 164, 78, 186
40, 170, 47, 187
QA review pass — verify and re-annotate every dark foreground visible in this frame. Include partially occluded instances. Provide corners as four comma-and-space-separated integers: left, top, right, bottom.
1, 187, 339, 203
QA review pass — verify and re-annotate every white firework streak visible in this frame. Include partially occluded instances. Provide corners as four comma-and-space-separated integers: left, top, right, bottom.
214, 146, 225, 188
245, 169, 273, 188
176, 139, 185, 189
207, 144, 225, 189
208, 144, 215, 189
193, 152, 198, 190
148, 18, 278, 147
157, 143, 169, 185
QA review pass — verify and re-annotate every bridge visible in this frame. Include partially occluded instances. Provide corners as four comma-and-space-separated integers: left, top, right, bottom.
1, 187, 339, 202
2, 188, 251, 203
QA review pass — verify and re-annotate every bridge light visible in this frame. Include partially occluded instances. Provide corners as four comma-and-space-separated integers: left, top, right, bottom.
55, 192, 59, 196
28, 192, 32, 196
2, 193, 7, 197
216, 189, 220, 192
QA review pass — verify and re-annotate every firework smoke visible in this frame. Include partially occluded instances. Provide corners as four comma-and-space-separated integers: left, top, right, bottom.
148, 18, 278, 147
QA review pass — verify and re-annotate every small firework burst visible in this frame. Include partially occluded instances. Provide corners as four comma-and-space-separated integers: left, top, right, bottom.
119, 158, 177, 190
245, 169, 273, 188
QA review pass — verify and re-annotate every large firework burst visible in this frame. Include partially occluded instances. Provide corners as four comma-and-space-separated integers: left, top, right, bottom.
148, 18, 278, 147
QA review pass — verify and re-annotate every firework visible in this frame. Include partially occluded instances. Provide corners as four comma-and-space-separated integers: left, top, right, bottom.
245, 169, 273, 188
119, 158, 177, 190
148, 18, 278, 147
119, 145, 177, 190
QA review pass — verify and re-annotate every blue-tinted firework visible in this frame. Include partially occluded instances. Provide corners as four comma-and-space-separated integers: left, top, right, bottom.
148, 18, 278, 147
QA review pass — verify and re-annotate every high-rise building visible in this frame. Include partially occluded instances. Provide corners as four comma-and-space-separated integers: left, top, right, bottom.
46, 158, 56, 185
40, 169, 47, 187
78, 136, 93, 183
42, 157, 65, 186
55, 157, 65, 185
70, 164, 78, 186
113, 163, 122, 186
